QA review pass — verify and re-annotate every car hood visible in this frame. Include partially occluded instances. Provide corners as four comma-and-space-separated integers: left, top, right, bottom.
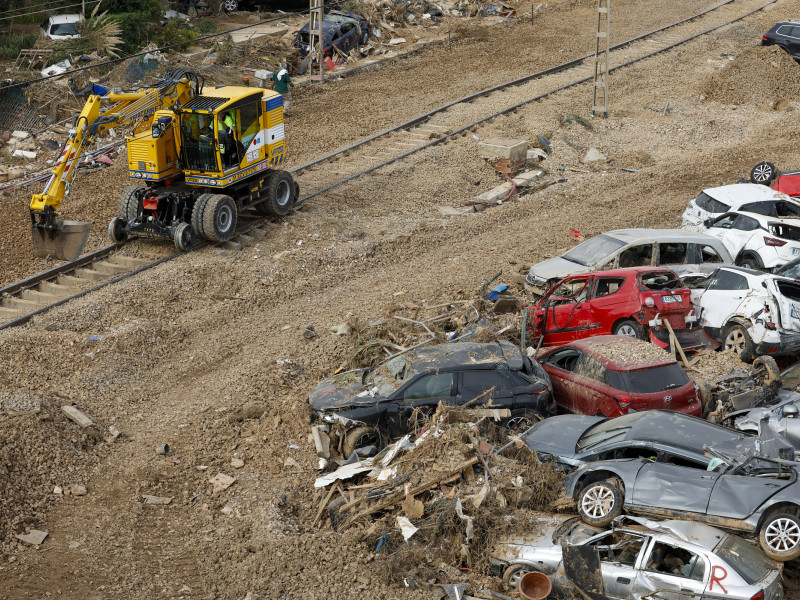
308, 369, 387, 410
493, 515, 572, 562
523, 415, 606, 460
527, 256, 592, 282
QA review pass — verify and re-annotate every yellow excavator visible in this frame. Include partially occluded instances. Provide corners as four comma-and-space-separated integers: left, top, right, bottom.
31, 69, 298, 261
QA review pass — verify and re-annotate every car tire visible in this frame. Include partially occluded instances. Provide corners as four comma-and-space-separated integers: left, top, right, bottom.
752, 356, 782, 392
342, 426, 383, 458
751, 161, 777, 185
577, 479, 623, 527
202, 194, 237, 243
759, 513, 800, 561
612, 319, 645, 340
222, 0, 238, 12
723, 323, 756, 363
503, 564, 532, 592
737, 255, 762, 270
118, 185, 142, 221
502, 409, 543, 433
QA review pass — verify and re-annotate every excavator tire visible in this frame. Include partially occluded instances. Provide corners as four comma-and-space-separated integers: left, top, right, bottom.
191, 193, 214, 240
118, 186, 142, 221
202, 194, 237, 243
258, 170, 294, 216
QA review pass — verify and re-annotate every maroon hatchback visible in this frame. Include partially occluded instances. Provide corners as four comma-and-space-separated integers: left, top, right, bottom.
537, 335, 701, 418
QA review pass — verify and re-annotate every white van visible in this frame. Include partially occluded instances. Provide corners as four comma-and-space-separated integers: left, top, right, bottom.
40, 14, 83, 40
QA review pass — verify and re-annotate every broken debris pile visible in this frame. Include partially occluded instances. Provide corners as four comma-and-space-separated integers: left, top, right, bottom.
313, 404, 566, 588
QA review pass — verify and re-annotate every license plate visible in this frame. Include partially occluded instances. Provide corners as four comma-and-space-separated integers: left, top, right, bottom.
662, 295, 681, 304
793, 248, 800, 255
792, 308, 800, 319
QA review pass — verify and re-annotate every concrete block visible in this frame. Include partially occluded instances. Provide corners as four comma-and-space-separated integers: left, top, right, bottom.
478, 138, 528, 162
512, 170, 544, 187
438, 205, 477, 215
62, 405, 93, 428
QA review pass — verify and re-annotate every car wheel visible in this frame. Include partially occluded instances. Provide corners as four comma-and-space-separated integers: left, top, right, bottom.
759, 513, 800, 561
612, 319, 645, 340
222, 0, 238, 11
503, 564, 532, 592
577, 479, 623, 527
751, 161, 777, 185
752, 356, 782, 392
723, 323, 755, 363
503, 409, 543, 433
342, 426, 383, 458
737, 255, 761, 270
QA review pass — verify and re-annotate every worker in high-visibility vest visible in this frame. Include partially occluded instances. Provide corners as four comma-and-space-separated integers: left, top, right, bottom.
217, 110, 237, 168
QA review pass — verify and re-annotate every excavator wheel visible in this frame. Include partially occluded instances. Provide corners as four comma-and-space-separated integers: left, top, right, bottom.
108, 216, 127, 244
118, 186, 143, 221
257, 170, 294, 216
191, 193, 214, 240
173, 223, 194, 252
202, 194, 237, 243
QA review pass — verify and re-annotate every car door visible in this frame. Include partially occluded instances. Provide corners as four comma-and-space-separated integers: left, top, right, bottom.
694, 269, 749, 333
617, 244, 654, 269
539, 347, 584, 411
583, 531, 648, 599
695, 243, 726, 274
392, 371, 457, 424
333, 22, 356, 53
706, 457, 795, 519
631, 451, 718, 514
539, 276, 596, 345
456, 368, 509, 406
632, 539, 709, 600
566, 353, 617, 416
587, 276, 631, 335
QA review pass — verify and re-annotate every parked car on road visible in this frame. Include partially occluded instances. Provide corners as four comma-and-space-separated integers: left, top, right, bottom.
525, 229, 732, 297
682, 183, 799, 230
491, 514, 784, 599
763, 21, 800, 61
40, 14, 82, 40
537, 336, 701, 418
566, 432, 800, 560
686, 266, 800, 362
294, 10, 369, 59
702, 211, 800, 271
526, 267, 713, 351
520, 409, 790, 469
308, 341, 554, 456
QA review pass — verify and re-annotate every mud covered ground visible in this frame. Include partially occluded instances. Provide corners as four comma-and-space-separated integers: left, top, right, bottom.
3, 0, 800, 597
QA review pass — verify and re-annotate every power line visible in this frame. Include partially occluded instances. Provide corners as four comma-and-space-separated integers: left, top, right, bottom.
0, 10, 306, 91
0, 0, 77, 18
0, 0, 101, 21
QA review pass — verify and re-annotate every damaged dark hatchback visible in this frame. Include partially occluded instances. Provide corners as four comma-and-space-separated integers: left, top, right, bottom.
308, 341, 554, 456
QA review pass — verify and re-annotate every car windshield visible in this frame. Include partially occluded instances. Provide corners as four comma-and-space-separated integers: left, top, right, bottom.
364, 355, 415, 395
695, 192, 730, 213
575, 412, 647, 452
51, 22, 79, 35
562, 235, 626, 267
714, 534, 774, 585
620, 363, 689, 393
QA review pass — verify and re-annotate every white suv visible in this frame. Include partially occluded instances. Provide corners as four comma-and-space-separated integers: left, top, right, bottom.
687, 266, 800, 361
702, 210, 800, 270
682, 183, 800, 230
40, 14, 83, 40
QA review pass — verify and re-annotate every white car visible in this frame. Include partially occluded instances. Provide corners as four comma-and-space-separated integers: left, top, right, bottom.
703, 210, 800, 270
686, 266, 800, 361
525, 229, 733, 297
40, 14, 83, 40
682, 183, 800, 230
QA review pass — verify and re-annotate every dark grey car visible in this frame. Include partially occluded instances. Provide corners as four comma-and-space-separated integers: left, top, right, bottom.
565, 441, 800, 561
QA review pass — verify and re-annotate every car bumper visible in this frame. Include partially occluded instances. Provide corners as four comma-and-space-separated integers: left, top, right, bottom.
750, 322, 800, 355
760, 244, 800, 269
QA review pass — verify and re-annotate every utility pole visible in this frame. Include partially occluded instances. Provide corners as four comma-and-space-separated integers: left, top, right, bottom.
308, 0, 324, 82
591, 0, 609, 118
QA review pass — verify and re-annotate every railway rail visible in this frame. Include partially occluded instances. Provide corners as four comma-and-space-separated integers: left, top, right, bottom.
0, 0, 778, 330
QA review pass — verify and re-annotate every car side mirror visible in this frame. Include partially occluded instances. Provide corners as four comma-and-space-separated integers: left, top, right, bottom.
703, 218, 712, 228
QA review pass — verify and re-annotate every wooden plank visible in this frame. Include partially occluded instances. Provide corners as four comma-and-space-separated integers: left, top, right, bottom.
61, 405, 93, 428
311, 482, 341, 527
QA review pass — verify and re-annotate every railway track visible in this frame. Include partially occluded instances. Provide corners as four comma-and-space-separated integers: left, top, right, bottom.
0, 0, 778, 330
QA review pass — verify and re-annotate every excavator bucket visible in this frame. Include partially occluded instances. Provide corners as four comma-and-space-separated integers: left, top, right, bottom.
31, 220, 91, 261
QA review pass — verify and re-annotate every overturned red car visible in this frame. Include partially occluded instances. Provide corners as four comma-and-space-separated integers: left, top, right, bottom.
525, 267, 714, 350
750, 160, 800, 197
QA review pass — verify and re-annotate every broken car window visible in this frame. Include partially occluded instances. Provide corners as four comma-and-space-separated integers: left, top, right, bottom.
554, 520, 600, 545
662, 452, 709, 469
620, 363, 689, 394
733, 215, 760, 231
551, 277, 591, 301
715, 534, 774, 585
365, 355, 415, 395
776, 201, 800, 218
709, 270, 749, 291
544, 348, 582, 372
401, 373, 454, 401
776, 280, 800, 301
740, 201, 778, 217
594, 277, 625, 297
562, 235, 626, 267
658, 243, 688, 265
595, 532, 646, 566
699, 245, 723, 263
695, 192, 730, 213
769, 222, 800, 242
576, 413, 648, 452
618, 244, 653, 268
639, 271, 680, 290
645, 542, 706, 581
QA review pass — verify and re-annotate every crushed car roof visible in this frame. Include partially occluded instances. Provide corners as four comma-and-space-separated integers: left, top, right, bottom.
408, 341, 523, 371
570, 335, 675, 370
617, 516, 725, 549
605, 228, 721, 244
614, 410, 745, 448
